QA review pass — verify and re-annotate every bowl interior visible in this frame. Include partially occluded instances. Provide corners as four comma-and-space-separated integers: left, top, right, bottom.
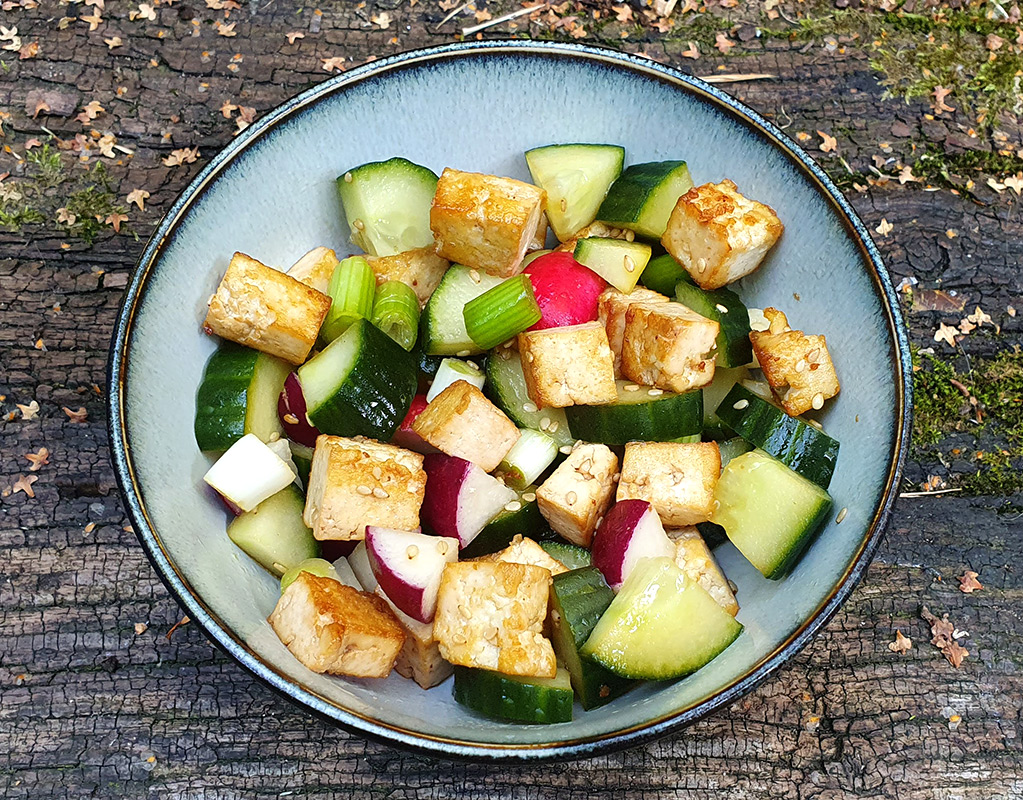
115, 44, 905, 756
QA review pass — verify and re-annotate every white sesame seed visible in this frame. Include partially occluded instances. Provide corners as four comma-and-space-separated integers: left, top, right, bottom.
283, 413, 299, 425
353, 219, 365, 231
648, 388, 664, 397
795, 359, 807, 373
624, 255, 636, 273
836, 507, 848, 524
523, 402, 537, 413
548, 420, 559, 433
807, 418, 823, 430
595, 516, 604, 529
559, 445, 573, 455
522, 492, 536, 502
469, 269, 481, 284
624, 383, 641, 392
356, 485, 372, 496
372, 466, 383, 479
715, 303, 729, 314
812, 392, 825, 410
373, 487, 389, 499
504, 500, 522, 512
808, 347, 821, 361
540, 416, 551, 430
732, 399, 749, 410
456, 349, 472, 357
526, 352, 534, 363
625, 230, 635, 242
406, 545, 419, 559
560, 197, 568, 212
566, 491, 578, 505
436, 540, 449, 555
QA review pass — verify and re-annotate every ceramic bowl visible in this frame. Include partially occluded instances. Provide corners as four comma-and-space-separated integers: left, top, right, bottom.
109, 41, 911, 761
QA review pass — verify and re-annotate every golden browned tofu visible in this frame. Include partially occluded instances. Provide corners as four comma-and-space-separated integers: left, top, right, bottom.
750, 307, 840, 416
375, 589, 453, 689
204, 252, 332, 365
536, 443, 618, 547
411, 380, 519, 472
617, 441, 721, 527
596, 286, 670, 376
287, 246, 338, 295
517, 322, 617, 409
671, 527, 739, 616
554, 220, 635, 250
430, 168, 546, 278
661, 179, 783, 290
268, 572, 405, 678
303, 435, 426, 541
620, 302, 719, 392
366, 246, 450, 307
433, 561, 556, 678
477, 534, 569, 576
528, 212, 550, 252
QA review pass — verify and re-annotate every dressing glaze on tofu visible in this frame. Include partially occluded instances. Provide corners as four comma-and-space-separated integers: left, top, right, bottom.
477, 534, 570, 577
433, 561, 556, 678
303, 435, 426, 541
596, 286, 670, 377
366, 246, 450, 307
269, 571, 405, 678
517, 322, 618, 408
375, 588, 453, 689
286, 246, 339, 295
670, 527, 739, 616
661, 179, 783, 291
204, 251, 332, 365
620, 302, 719, 393
536, 443, 619, 547
617, 441, 721, 527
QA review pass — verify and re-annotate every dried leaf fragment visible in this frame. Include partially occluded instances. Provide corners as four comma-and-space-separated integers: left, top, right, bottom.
127, 188, 149, 210
63, 406, 88, 423
888, 630, 912, 654
933, 323, 958, 347
162, 147, 200, 167
817, 130, 838, 153
215, 21, 236, 37
12, 474, 38, 498
715, 32, 735, 54
932, 85, 955, 114
921, 606, 969, 669
370, 11, 392, 28
958, 570, 983, 593
875, 218, 893, 236
105, 212, 128, 232
25, 447, 49, 471
285, 30, 305, 44
681, 41, 700, 59
321, 56, 347, 73
17, 400, 40, 420
166, 616, 191, 639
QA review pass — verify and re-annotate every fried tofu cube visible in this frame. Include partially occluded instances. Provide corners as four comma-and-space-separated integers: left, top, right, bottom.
303, 435, 426, 541
750, 307, 840, 416
287, 246, 338, 295
517, 322, 617, 408
620, 302, 719, 392
617, 441, 720, 527
269, 572, 405, 678
536, 444, 618, 547
433, 561, 556, 678
411, 380, 519, 472
554, 220, 633, 250
366, 246, 450, 307
661, 180, 783, 290
204, 252, 332, 365
597, 286, 670, 376
671, 527, 739, 616
430, 168, 546, 278
529, 212, 550, 252
477, 534, 569, 576
375, 588, 453, 689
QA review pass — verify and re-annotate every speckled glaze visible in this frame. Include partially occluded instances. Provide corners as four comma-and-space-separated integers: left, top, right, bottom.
108, 41, 911, 762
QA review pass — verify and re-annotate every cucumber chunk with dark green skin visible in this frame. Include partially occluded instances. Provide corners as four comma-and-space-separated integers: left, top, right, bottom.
638, 253, 694, 297
336, 157, 438, 257
459, 490, 555, 558
596, 161, 694, 239
565, 381, 702, 445
674, 281, 753, 369
715, 384, 839, 489
581, 557, 742, 680
453, 666, 574, 724
712, 449, 833, 579
227, 485, 320, 577
550, 567, 634, 709
298, 318, 417, 442
484, 348, 574, 448
194, 343, 290, 452
540, 540, 592, 570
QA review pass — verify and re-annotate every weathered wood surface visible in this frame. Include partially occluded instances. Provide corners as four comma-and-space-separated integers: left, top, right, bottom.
1, 2, 1021, 797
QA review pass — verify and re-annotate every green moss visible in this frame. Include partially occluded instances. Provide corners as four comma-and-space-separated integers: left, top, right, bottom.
912, 350, 969, 447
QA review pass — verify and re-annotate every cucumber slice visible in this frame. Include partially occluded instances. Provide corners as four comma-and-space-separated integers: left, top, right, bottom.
596, 161, 694, 239
288, 441, 314, 488
539, 540, 592, 570
336, 157, 438, 257
453, 666, 573, 724
550, 567, 634, 709
573, 237, 652, 293
717, 436, 753, 468
674, 282, 752, 369
581, 556, 742, 680
712, 449, 833, 578
279, 557, 341, 593
716, 385, 840, 489
702, 366, 751, 440
524, 143, 625, 241
460, 488, 555, 558
298, 318, 417, 441
419, 264, 503, 355
638, 253, 694, 297
426, 357, 485, 402
227, 485, 320, 576
484, 349, 573, 448
194, 343, 290, 452
565, 381, 702, 445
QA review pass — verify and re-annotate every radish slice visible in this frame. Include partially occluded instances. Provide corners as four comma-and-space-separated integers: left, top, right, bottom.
421, 453, 517, 549
524, 251, 607, 330
365, 527, 459, 623
203, 433, 296, 512
591, 499, 675, 591
278, 372, 321, 447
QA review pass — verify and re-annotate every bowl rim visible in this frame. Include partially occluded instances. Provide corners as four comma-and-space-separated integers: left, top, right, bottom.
107, 39, 912, 763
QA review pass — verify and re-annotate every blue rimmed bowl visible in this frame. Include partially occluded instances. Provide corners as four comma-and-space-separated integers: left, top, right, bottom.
108, 41, 911, 761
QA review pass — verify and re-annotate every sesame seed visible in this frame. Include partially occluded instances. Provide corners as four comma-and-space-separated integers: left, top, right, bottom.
836, 507, 848, 524
559, 445, 573, 455
456, 349, 472, 357
624, 383, 640, 392
715, 303, 729, 314
504, 500, 522, 512
343, 172, 353, 183
625, 230, 635, 242
372, 466, 383, 479
283, 413, 299, 425
526, 352, 534, 363
807, 418, 823, 430
523, 401, 537, 413
795, 360, 807, 373
595, 515, 604, 529
624, 255, 636, 273
522, 492, 536, 502
560, 197, 568, 212
356, 485, 372, 496
808, 347, 821, 361
566, 491, 578, 505
373, 487, 389, 499
540, 416, 551, 430
469, 269, 481, 284
436, 540, 449, 555
732, 399, 749, 410
812, 392, 825, 410
353, 219, 365, 231
406, 545, 419, 559
648, 388, 664, 396
728, 579, 738, 593
548, 420, 559, 433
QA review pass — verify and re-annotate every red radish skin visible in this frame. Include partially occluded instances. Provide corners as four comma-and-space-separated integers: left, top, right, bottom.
524, 251, 607, 330
365, 526, 458, 623
421, 453, 517, 548
391, 394, 439, 454
212, 485, 244, 517
591, 500, 675, 591
278, 372, 321, 447
318, 540, 357, 561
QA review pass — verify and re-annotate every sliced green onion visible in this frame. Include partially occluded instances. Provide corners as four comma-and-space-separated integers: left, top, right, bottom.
280, 557, 341, 593
463, 274, 542, 350
371, 280, 420, 351
427, 357, 485, 402
321, 256, 376, 343
498, 428, 558, 490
